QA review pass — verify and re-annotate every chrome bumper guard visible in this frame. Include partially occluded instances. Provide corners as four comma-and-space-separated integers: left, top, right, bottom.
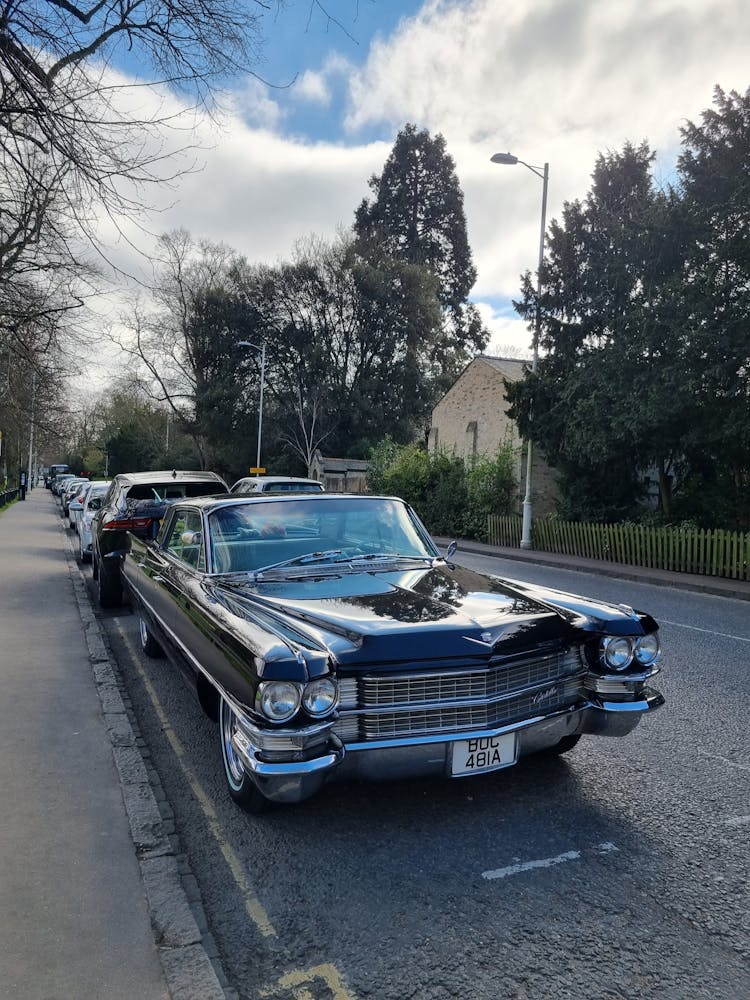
229, 720, 346, 804
229, 683, 664, 803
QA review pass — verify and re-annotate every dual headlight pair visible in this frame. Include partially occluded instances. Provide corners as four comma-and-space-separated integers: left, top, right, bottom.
256, 677, 338, 723
600, 633, 660, 672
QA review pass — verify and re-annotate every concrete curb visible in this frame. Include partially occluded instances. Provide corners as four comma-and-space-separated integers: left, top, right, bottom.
60, 519, 230, 1000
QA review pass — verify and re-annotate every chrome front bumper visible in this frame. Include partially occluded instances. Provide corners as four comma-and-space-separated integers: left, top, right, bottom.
230, 686, 664, 804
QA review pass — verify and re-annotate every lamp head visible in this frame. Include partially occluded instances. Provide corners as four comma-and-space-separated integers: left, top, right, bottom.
491, 152, 518, 165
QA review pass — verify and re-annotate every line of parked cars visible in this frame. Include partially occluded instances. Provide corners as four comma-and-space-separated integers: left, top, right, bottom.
52, 467, 665, 814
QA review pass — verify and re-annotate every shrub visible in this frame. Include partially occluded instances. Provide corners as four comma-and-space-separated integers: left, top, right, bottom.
465, 449, 517, 539
367, 439, 517, 539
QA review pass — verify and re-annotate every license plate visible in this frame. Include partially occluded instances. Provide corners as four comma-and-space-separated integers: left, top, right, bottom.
451, 733, 517, 776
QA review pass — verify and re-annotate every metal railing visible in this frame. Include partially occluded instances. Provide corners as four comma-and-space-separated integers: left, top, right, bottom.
0, 488, 19, 509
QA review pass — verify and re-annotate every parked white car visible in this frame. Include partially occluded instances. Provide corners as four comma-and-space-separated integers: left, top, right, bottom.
61, 478, 89, 519
229, 476, 324, 495
68, 480, 95, 530
75, 481, 111, 563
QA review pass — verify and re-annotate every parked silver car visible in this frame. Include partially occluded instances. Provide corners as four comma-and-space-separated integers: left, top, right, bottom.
68, 480, 101, 531
75, 481, 111, 563
61, 478, 89, 518
229, 476, 324, 495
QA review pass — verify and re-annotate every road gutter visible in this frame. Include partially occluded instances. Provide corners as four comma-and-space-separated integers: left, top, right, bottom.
60, 521, 232, 1000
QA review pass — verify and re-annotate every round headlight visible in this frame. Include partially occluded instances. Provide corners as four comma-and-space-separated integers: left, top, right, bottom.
257, 681, 301, 722
634, 633, 660, 665
302, 678, 338, 717
601, 636, 633, 671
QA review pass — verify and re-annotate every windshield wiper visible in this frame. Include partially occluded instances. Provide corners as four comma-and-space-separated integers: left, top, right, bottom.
233, 549, 442, 582
340, 552, 439, 566
252, 549, 347, 576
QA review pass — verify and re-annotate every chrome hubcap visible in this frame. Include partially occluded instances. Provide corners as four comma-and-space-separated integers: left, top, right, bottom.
221, 701, 245, 786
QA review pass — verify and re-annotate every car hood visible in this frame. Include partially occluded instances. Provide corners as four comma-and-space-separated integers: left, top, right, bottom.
213, 563, 652, 672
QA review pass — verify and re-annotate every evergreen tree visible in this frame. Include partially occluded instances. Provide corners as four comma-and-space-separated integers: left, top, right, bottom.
507, 87, 750, 529
674, 86, 750, 527
354, 123, 487, 388
507, 142, 685, 520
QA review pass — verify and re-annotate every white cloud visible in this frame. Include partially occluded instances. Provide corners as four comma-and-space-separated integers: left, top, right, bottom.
474, 302, 533, 360
230, 77, 286, 129
77, 0, 749, 393
295, 69, 330, 104
342, 0, 748, 302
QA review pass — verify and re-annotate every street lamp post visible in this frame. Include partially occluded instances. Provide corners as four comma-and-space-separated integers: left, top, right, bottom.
27, 371, 36, 490
491, 151, 549, 549
238, 339, 266, 470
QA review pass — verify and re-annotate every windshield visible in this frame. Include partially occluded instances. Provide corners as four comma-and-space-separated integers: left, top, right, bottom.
208, 496, 436, 574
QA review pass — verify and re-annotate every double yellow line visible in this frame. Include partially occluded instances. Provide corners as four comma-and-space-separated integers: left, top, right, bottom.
117, 622, 355, 1000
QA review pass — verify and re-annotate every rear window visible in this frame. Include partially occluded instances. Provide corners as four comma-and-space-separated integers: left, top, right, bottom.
126, 481, 224, 502
261, 481, 323, 493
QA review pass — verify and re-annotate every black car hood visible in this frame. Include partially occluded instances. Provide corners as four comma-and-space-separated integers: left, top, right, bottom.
215, 563, 649, 670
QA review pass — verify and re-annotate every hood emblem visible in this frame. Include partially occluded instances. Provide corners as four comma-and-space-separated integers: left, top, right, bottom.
463, 631, 497, 649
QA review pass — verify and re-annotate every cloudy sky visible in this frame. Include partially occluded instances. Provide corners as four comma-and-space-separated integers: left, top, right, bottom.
87, 0, 748, 383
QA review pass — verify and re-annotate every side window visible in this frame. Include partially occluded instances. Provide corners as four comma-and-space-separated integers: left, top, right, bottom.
165, 510, 205, 569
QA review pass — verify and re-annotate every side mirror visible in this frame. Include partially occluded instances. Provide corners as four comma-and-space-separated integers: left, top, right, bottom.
445, 540, 458, 560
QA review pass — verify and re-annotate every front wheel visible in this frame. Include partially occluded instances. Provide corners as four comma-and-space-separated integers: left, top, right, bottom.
219, 697, 270, 814
139, 616, 164, 657
538, 733, 582, 757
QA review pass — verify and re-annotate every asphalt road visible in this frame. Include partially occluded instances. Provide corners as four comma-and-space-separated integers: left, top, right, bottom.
87, 546, 750, 1000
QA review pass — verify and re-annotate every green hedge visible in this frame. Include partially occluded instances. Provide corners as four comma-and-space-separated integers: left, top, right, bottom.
368, 439, 518, 540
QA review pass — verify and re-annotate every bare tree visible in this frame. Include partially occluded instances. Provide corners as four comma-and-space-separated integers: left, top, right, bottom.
118, 230, 249, 468
277, 385, 333, 476
1, 0, 269, 279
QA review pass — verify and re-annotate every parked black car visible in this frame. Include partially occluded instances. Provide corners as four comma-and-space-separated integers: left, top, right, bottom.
121, 492, 665, 813
92, 469, 228, 608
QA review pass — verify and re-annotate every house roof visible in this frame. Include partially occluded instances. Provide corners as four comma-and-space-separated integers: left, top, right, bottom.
430, 354, 529, 414
312, 452, 370, 473
475, 355, 529, 379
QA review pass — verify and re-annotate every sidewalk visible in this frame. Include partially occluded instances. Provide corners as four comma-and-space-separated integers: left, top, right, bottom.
0, 489, 228, 1000
433, 535, 750, 602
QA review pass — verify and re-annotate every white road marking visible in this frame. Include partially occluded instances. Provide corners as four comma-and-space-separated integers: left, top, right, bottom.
696, 750, 750, 773
659, 619, 750, 643
724, 815, 750, 827
482, 842, 618, 881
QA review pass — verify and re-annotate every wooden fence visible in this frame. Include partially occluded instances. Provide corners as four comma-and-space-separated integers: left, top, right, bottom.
486, 515, 750, 581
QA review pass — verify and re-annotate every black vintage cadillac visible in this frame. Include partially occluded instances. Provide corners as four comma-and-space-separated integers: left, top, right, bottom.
122, 493, 664, 812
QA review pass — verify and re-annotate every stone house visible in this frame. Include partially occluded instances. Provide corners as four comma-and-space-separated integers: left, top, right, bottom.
428, 355, 558, 517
